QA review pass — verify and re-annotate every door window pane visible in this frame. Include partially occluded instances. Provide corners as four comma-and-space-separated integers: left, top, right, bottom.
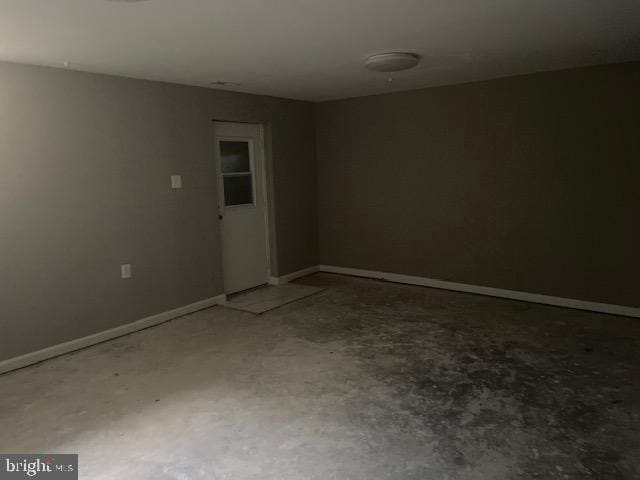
220, 141, 250, 173
223, 175, 253, 206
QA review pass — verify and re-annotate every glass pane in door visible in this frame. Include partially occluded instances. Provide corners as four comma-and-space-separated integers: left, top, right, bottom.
223, 174, 253, 206
220, 141, 251, 173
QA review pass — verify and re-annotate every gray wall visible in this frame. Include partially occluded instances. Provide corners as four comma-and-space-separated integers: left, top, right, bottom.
0, 62, 317, 361
316, 63, 639, 308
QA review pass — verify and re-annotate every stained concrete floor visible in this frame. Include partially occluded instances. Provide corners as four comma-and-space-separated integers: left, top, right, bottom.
0, 273, 638, 479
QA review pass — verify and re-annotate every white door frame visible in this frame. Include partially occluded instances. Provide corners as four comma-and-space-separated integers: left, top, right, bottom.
213, 121, 272, 292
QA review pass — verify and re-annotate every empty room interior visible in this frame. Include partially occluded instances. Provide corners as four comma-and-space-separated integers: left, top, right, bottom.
1, 1, 639, 479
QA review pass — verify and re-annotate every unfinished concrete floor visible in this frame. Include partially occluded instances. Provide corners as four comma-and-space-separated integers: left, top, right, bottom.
0, 273, 638, 479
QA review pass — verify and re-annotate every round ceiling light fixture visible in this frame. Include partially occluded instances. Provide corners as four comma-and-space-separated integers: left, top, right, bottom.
364, 52, 420, 72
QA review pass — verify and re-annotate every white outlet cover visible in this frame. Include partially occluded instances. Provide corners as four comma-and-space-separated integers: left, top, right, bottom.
121, 264, 132, 279
171, 175, 182, 189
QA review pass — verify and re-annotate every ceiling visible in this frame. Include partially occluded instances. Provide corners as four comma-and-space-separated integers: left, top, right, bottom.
1, 0, 639, 101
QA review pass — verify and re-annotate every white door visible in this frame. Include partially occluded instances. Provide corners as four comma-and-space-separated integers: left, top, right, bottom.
214, 122, 270, 294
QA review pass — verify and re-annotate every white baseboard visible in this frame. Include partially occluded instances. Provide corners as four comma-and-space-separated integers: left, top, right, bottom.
0, 293, 227, 375
268, 265, 320, 286
3, 264, 635, 375
318, 265, 640, 318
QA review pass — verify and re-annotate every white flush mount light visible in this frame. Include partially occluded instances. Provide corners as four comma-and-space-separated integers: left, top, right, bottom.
364, 52, 420, 72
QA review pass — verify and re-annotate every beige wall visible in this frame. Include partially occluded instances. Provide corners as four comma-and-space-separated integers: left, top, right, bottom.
2, 60, 638, 362
316, 63, 640, 308
0, 62, 317, 361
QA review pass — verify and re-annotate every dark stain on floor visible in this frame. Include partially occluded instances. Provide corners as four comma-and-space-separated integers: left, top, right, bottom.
290, 273, 640, 479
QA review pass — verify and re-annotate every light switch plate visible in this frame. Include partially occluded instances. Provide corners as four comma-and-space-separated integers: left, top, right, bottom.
121, 264, 132, 279
171, 175, 182, 189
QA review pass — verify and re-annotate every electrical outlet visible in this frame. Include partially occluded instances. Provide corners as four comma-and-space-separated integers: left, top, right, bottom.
171, 175, 182, 189
121, 264, 132, 279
